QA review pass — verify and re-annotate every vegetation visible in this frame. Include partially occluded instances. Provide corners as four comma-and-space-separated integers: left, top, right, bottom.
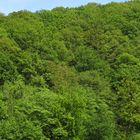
0, 1, 140, 139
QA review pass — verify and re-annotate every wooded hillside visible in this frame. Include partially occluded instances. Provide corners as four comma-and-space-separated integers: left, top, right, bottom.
0, 1, 140, 139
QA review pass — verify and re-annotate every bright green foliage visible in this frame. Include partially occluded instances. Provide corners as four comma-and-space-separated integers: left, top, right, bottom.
0, 1, 140, 139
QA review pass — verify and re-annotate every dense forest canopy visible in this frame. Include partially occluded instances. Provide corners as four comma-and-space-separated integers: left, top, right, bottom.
0, 1, 140, 140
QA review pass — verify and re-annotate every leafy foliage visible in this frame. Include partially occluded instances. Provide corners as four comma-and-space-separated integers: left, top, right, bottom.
0, 1, 140, 139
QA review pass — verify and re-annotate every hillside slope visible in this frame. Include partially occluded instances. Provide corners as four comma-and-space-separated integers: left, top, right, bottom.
0, 1, 140, 140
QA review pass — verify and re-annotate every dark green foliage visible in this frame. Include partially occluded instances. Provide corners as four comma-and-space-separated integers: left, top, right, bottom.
0, 52, 17, 85
0, 1, 140, 139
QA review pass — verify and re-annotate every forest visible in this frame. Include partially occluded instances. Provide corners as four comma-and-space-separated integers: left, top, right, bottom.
0, 1, 140, 140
